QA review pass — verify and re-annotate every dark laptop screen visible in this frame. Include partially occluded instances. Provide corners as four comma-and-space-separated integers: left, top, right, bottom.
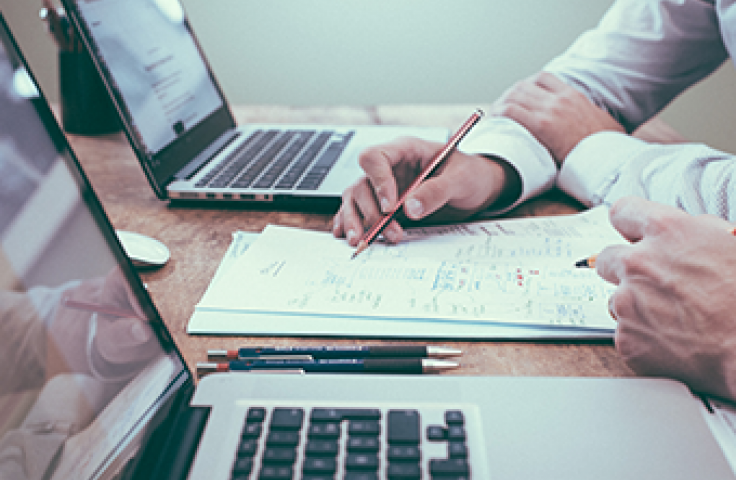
0, 16, 186, 480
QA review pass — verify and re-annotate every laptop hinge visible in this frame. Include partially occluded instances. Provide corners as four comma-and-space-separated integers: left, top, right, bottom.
122, 380, 211, 480
175, 129, 240, 180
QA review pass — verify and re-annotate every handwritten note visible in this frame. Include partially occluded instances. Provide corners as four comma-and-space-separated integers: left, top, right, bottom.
196, 207, 625, 331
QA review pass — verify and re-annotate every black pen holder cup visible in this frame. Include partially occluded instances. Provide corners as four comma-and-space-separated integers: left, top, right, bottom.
59, 50, 121, 135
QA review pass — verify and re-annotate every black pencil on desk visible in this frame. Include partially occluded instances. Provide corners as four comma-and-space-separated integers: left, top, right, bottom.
197, 358, 460, 376
208, 345, 463, 360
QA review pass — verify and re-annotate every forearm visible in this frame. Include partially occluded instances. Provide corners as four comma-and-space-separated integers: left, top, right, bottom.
559, 131, 736, 220
460, 117, 557, 216
543, 0, 727, 132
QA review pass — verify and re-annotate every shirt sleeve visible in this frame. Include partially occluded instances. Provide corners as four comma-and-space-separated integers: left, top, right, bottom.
460, 116, 557, 216
559, 131, 736, 221
543, 0, 728, 133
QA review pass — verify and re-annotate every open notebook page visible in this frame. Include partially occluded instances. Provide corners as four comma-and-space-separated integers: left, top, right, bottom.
195, 207, 625, 331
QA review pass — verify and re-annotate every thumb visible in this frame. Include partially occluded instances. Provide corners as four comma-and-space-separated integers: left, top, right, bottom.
403, 177, 453, 220
95, 318, 153, 364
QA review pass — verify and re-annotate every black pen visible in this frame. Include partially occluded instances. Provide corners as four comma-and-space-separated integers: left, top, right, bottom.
197, 358, 459, 376
207, 345, 462, 361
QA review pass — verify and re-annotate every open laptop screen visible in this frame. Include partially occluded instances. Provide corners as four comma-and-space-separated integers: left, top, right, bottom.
0, 17, 186, 480
63, 0, 234, 190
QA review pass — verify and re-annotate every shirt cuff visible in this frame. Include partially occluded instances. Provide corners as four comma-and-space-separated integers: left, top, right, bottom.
558, 131, 647, 207
460, 117, 557, 215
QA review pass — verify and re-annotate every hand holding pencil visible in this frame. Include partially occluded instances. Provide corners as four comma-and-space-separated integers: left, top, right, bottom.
48, 268, 158, 379
581, 196, 736, 402
351, 109, 484, 258
333, 110, 517, 252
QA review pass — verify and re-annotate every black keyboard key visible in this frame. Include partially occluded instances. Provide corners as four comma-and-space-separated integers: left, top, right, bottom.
429, 459, 470, 476
241, 422, 262, 439
343, 409, 382, 421
262, 447, 297, 464
258, 465, 293, 479
347, 436, 380, 452
305, 439, 339, 456
387, 445, 421, 461
302, 476, 335, 480
232, 457, 253, 474
388, 410, 420, 445
349, 420, 380, 436
308, 422, 341, 439
345, 453, 379, 471
247, 407, 267, 423
448, 442, 468, 459
270, 408, 304, 431
447, 425, 466, 441
237, 439, 258, 457
266, 431, 300, 447
344, 473, 378, 480
311, 408, 381, 422
387, 462, 421, 479
445, 410, 464, 425
302, 456, 337, 474
426, 426, 445, 441
310, 408, 343, 422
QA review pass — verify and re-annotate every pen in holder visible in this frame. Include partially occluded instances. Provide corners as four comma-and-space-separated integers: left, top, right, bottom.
58, 46, 121, 136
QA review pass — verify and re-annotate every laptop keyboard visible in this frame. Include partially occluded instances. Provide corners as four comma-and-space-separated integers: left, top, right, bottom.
230, 406, 472, 479
195, 129, 354, 192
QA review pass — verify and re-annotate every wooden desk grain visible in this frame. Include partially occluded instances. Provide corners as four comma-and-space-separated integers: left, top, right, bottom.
66, 105, 634, 380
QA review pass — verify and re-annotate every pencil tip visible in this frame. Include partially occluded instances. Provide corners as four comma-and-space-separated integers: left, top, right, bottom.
351, 241, 368, 260
574, 259, 588, 268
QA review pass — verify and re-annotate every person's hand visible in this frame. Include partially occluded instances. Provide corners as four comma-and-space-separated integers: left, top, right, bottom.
595, 196, 736, 401
49, 268, 159, 380
333, 137, 516, 245
491, 71, 625, 165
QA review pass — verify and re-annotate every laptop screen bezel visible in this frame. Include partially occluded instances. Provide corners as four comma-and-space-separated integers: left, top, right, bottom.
0, 13, 198, 478
60, 0, 237, 198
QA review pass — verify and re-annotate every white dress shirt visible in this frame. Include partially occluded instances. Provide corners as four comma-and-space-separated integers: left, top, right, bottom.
462, 0, 736, 221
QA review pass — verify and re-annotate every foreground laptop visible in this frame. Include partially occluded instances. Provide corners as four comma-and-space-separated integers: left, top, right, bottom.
1, 16, 735, 480
58, 0, 448, 210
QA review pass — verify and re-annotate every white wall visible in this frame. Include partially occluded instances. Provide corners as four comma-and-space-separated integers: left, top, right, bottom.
3, 0, 736, 152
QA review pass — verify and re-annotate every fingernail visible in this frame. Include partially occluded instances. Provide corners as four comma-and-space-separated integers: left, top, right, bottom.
385, 224, 404, 243
405, 198, 423, 219
347, 229, 359, 243
380, 197, 391, 213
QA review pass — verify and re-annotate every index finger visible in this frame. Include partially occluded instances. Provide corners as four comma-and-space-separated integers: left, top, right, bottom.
359, 138, 443, 214
594, 243, 630, 286
607, 196, 685, 242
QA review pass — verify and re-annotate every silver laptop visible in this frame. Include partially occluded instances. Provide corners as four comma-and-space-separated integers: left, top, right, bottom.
58, 0, 447, 210
1, 16, 734, 479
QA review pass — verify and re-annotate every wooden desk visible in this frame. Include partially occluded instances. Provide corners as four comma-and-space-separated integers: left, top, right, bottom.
66, 104, 636, 380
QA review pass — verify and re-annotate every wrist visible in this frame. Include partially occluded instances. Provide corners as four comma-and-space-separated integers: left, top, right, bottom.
483, 155, 522, 212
